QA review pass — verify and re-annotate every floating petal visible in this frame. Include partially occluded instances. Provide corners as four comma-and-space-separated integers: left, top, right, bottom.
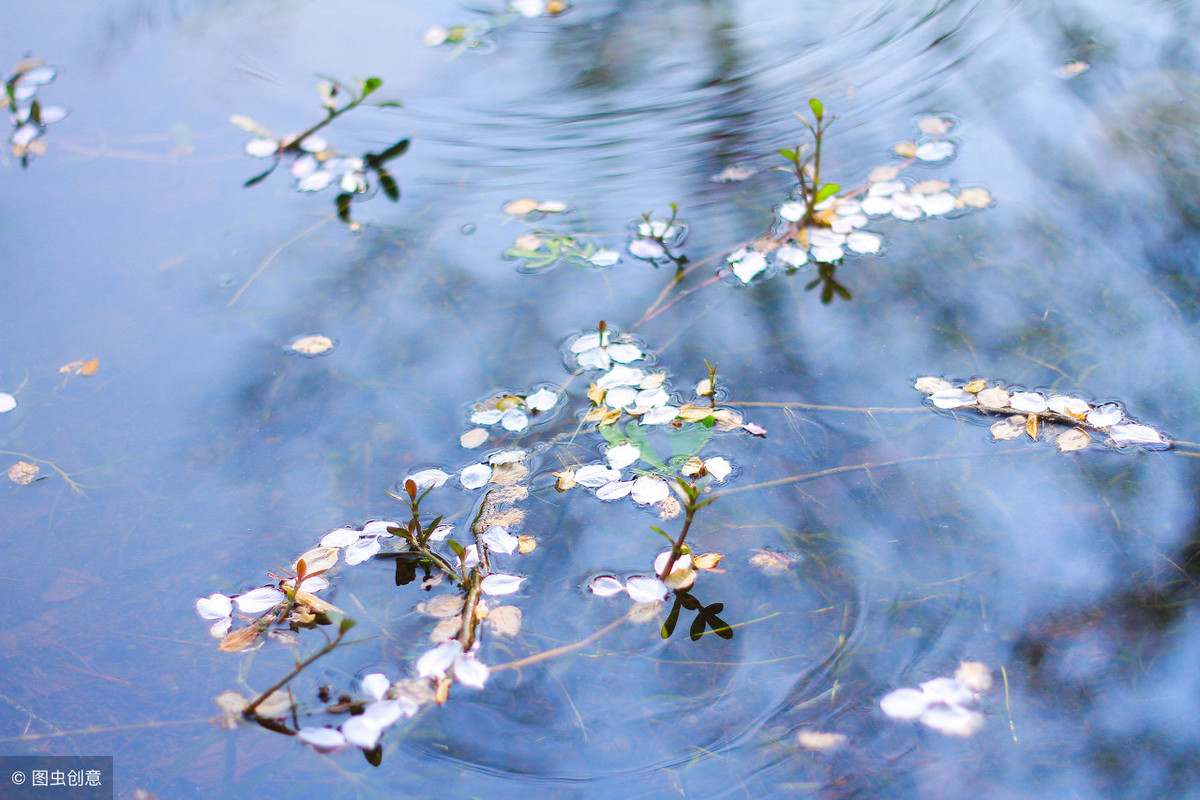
606, 343, 644, 363
930, 389, 976, 409
575, 464, 622, 488
705, 457, 733, 482
919, 705, 984, 736
525, 387, 559, 411
500, 408, 529, 432
915, 140, 955, 161
631, 476, 670, 505
481, 573, 525, 596
1010, 392, 1048, 413
480, 526, 519, 555
453, 653, 490, 689
298, 727, 347, 751
196, 593, 233, 620
776, 245, 808, 268
606, 442, 641, 470
1086, 403, 1124, 428
625, 576, 669, 603
235, 587, 286, 614
244, 137, 278, 158
408, 469, 450, 490
361, 673, 391, 701
1109, 423, 1167, 447
731, 251, 768, 284
641, 406, 678, 425
879, 687, 930, 720
344, 536, 381, 566
416, 641, 461, 679
846, 232, 882, 254
596, 480, 634, 501
460, 463, 492, 490
589, 575, 626, 597
321, 528, 361, 548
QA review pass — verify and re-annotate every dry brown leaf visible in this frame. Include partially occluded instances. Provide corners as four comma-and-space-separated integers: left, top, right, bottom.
429, 616, 461, 643
586, 383, 605, 406
1025, 413, 1040, 440
977, 387, 1011, 409
711, 409, 745, 430
517, 535, 537, 554
434, 677, 452, 705
219, 625, 263, 653
676, 404, 713, 422
680, 456, 706, 477
503, 198, 539, 216
294, 547, 339, 574
490, 463, 529, 486
418, 594, 465, 619
917, 116, 953, 135
1056, 428, 1090, 453
294, 590, 341, 616
693, 552, 725, 570
910, 179, 951, 195
80, 359, 99, 376
583, 406, 608, 423
214, 690, 248, 715
962, 379, 986, 393
749, 550, 793, 573
990, 416, 1025, 441
8, 461, 39, 485
658, 495, 682, 520
460, 428, 489, 449
480, 507, 525, 529
797, 730, 847, 751
956, 187, 993, 208
485, 605, 522, 637
868, 165, 900, 183
254, 689, 294, 717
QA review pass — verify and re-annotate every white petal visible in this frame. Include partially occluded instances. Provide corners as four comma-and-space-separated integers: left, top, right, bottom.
470, 409, 504, 425
298, 727, 347, 751
810, 245, 844, 262
846, 232, 882, 254
879, 687, 930, 720
571, 332, 610, 353
361, 673, 391, 701
604, 386, 638, 409
576, 347, 611, 370
525, 387, 559, 411
920, 192, 957, 216
408, 469, 450, 490
860, 196, 894, 215
635, 387, 670, 408
638, 220, 676, 238
0, 393, 15, 413
321, 528, 362, 548
930, 389, 977, 409
299, 135, 328, 152
481, 573, 525, 596
416, 641, 462, 679
1109, 423, 1167, 447
1010, 392, 1048, 413
606, 443, 642, 470
235, 587, 286, 614
653, 551, 693, 575
366, 697, 416, 725
17, 66, 57, 86
244, 137, 278, 158
704, 457, 733, 482
595, 480, 633, 501
296, 170, 334, 192
775, 245, 809, 267
597, 365, 645, 390
453, 653, 490, 689
296, 575, 329, 593
631, 476, 670, 505
808, 228, 845, 248
1047, 396, 1091, 417
641, 405, 678, 425
589, 248, 621, 267
11, 123, 38, 148
916, 140, 955, 161
460, 463, 492, 490
511, 0, 546, 17
290, 154, 319, 178
589, 575, 626, 597
488, 448, 527, 465
344, 536, 381, 566
890, 203, 923, 221
340, 715, 382, 749
625, 576, 669, 603
629, 239, 666, 259
831, 213, 868, 233
868, 180, 906, 197
209, 618, 232, 638
606, 343, 645, 363
731, 251, 768, 283
778, 201, 806, 222
360, 520, 398, 536
919, 677, 973, 706
1086, 403, 1124, 428
919, 705, 984, 736
196, 593, 233, 620
340, 171, 367, 193
480, 526, 518, 554
461, 544, 480, 570
500, 408, 529, 431
38, 106, 68, 125
575, 464, 622, 488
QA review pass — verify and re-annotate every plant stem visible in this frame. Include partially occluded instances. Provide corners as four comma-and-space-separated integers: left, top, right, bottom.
243, 625, 350, 719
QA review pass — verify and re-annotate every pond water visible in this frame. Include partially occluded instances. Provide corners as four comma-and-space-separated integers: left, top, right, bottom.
4, 0, 1200, 797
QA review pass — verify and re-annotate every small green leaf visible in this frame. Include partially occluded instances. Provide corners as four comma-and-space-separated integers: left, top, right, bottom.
447, 539, 466, 560
377, 169, 400, 201
815, 183, 840, 204
778, 148, 798, 162
244, 162, 279, 187
661, 596, 682, 639
361, 77, 383, 96
376, 138, 410, 163
338, 617, 357, 633
336, 192, 353, 223
375, 101, 403, 109
809, 98, 824, 120
364, 744, 383, 766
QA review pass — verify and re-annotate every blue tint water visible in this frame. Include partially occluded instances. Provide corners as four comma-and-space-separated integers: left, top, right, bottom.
3, 1, 1200, 797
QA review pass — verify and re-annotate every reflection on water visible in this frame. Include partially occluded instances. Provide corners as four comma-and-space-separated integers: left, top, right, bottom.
3, 0, 1200, 797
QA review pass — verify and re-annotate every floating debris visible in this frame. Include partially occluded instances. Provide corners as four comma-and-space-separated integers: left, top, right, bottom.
915, 377, 1170, 451
880, 661, 992, 736
6, 57, 69, 168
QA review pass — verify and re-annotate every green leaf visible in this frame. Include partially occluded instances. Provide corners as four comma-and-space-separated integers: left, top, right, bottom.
377, 169, 400, 201
369, 138, 410, 165
710, 613, 734, 639
625, 422, 667, 471
667, 422, 713, 463
375, 101, 403, 109
815, 183, 840, 204
661, 596, 682, 640
243, 162, 279, 187
650, 525, 675, 544
598, 423, 626, 445
809, 97, 824, 120
503, 248, 548, 259
336, 192, 353, 223
338, 617, 357, 633
361, 77, 383, 96
447, 539, 466, 560
778, 148, 798, 162
364, 744, 383, 767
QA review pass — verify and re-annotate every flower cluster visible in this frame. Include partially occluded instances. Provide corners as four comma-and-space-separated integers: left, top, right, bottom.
6, 58, 68, 167
468, 387, 560, 434
879, 661, 993, 737
916, 376, 1170, 451
422, 0, 569, 51
297, 673, 419, 752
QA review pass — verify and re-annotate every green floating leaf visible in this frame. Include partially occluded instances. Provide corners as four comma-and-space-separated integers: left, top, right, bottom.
815, 183, 840, 204
377, 169, 400, 202
809, 97, 824, 120
361, 77, 383, 96
244, 162, 279, 187
374, 138, 410, 163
